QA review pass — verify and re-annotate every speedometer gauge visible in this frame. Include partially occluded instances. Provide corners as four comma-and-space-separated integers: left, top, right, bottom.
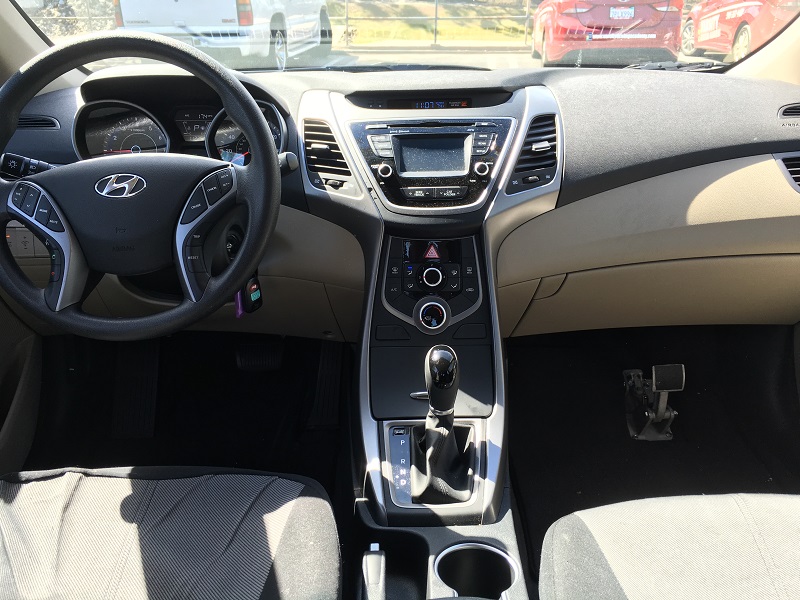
206, 101, 286, 166
75, 101, 170, 160
102, 114, 168, 155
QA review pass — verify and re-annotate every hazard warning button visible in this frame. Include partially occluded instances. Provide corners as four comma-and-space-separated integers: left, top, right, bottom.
423, 243, 440, 260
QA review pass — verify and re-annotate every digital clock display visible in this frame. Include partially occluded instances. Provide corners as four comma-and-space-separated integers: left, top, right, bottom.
387, 98, 472, 110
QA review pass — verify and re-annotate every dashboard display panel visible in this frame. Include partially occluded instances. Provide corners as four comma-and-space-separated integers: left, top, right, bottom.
174, 108, 218, 142
387, 98, 472, 110
393, 134, 470, 178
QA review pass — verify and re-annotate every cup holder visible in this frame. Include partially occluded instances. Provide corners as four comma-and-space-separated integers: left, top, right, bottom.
434, 543, 519, 599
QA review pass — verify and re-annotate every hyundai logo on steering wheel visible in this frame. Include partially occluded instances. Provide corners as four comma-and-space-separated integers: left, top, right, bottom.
95, 174, 147, 198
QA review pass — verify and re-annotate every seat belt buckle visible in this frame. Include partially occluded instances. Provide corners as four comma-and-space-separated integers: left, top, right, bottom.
624, 364, 685, 441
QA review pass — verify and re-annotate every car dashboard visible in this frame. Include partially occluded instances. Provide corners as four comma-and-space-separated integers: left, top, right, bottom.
6, 65, 800, 345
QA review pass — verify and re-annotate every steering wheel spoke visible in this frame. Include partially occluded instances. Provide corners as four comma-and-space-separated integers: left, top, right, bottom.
175, 165, 238, 302
5, 179, 88, 311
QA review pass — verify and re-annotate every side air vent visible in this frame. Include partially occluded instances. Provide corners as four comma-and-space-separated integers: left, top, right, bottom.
506, 114, 557, 195
17, 115, 59, 129
780, 156, 800, 188
780, 105, 800, 118
303, 119, 354, 193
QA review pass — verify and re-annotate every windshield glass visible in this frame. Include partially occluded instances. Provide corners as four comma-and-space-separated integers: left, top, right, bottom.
13, 0, 800, 70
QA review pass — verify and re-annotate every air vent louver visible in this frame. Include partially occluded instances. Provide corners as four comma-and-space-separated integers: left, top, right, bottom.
781, 156, 800, 188
781, 105, 800, 118
303, 119, 352, 191
506, 115, 557, 194
17, 115, 59, 129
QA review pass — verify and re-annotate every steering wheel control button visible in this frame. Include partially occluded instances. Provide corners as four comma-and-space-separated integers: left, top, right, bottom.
21, 187, 39, 217
188, 231, 205, 246
46, 211, 65, 232
34, 196, 52, 226
181, 188, 208, 224
183, 247, 205, 273
419, 301, 447, 330
217, 169, 234, 195
202, 174, 223, 205
11, 184, 27, 208
422, 266, 444, 288
49, 262, 62, 283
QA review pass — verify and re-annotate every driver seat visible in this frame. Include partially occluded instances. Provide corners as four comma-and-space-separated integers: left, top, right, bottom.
0, 467, 340, 599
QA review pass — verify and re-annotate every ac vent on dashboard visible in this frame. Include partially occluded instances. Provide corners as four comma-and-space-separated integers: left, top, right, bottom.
780, 156, 800, 188
16, 115, 59, 130
506, 114, 557, 195
303, 119, 355, 194
780, 105, 800, 118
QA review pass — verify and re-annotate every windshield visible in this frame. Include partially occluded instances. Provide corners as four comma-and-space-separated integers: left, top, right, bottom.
13, 0, 800, 71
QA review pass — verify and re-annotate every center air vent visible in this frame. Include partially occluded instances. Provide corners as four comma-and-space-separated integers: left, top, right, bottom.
780, 105, 800, 118
17, 115, 59, 130
506, 114, 557, 195
303, 119, 353, 193
780, 156, 800, 188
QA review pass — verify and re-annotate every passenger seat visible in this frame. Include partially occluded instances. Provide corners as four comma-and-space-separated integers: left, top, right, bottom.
540, 494, 800, 599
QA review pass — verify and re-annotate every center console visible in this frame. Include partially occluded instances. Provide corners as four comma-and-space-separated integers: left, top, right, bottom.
298, 85, 562, 600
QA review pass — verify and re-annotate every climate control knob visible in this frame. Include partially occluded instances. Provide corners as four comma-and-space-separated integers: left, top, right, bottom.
419, 301, 447, 331
474, 162, 490, 177
377, 163, 394, 179
421, 266, 444, 288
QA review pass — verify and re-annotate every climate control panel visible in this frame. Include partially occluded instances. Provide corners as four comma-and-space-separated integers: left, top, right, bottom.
383, 237, 480, 332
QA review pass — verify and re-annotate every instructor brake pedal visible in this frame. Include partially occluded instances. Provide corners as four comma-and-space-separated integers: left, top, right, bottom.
623, 364, 685, 441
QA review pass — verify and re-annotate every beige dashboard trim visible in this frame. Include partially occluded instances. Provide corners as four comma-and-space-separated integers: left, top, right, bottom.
497, 155, 800, 288
511, 255, 800, 336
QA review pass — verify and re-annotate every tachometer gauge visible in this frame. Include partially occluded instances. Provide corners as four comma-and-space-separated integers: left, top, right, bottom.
206, 101, 286, 166
102, 114, 168, 155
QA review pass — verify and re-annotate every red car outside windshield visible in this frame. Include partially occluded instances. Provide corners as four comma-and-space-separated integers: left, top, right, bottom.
531, 0, 683, 66
681, 0, 800, 61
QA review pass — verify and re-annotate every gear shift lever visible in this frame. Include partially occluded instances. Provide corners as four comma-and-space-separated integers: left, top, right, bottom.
411, 345, 474, 504
425, 345, 459, 415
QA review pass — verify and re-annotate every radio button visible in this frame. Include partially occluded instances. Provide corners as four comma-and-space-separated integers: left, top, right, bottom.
434, 186, 467, 199
402, 187, 434, 199
377, 163, 394, 178
474, 132, 493, 141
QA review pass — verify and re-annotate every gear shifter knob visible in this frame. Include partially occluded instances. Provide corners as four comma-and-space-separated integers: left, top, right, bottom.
425, 345, 459, 415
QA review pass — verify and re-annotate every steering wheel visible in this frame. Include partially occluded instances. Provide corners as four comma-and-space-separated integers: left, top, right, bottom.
0, 33, 281, 341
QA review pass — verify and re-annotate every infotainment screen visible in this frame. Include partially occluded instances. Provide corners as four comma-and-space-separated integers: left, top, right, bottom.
393, 134, 470, 178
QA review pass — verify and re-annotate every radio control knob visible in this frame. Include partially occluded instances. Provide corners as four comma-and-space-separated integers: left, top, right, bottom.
474, 162, 490, 177
377, 163, 393, 179
422, 266, 444, 288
